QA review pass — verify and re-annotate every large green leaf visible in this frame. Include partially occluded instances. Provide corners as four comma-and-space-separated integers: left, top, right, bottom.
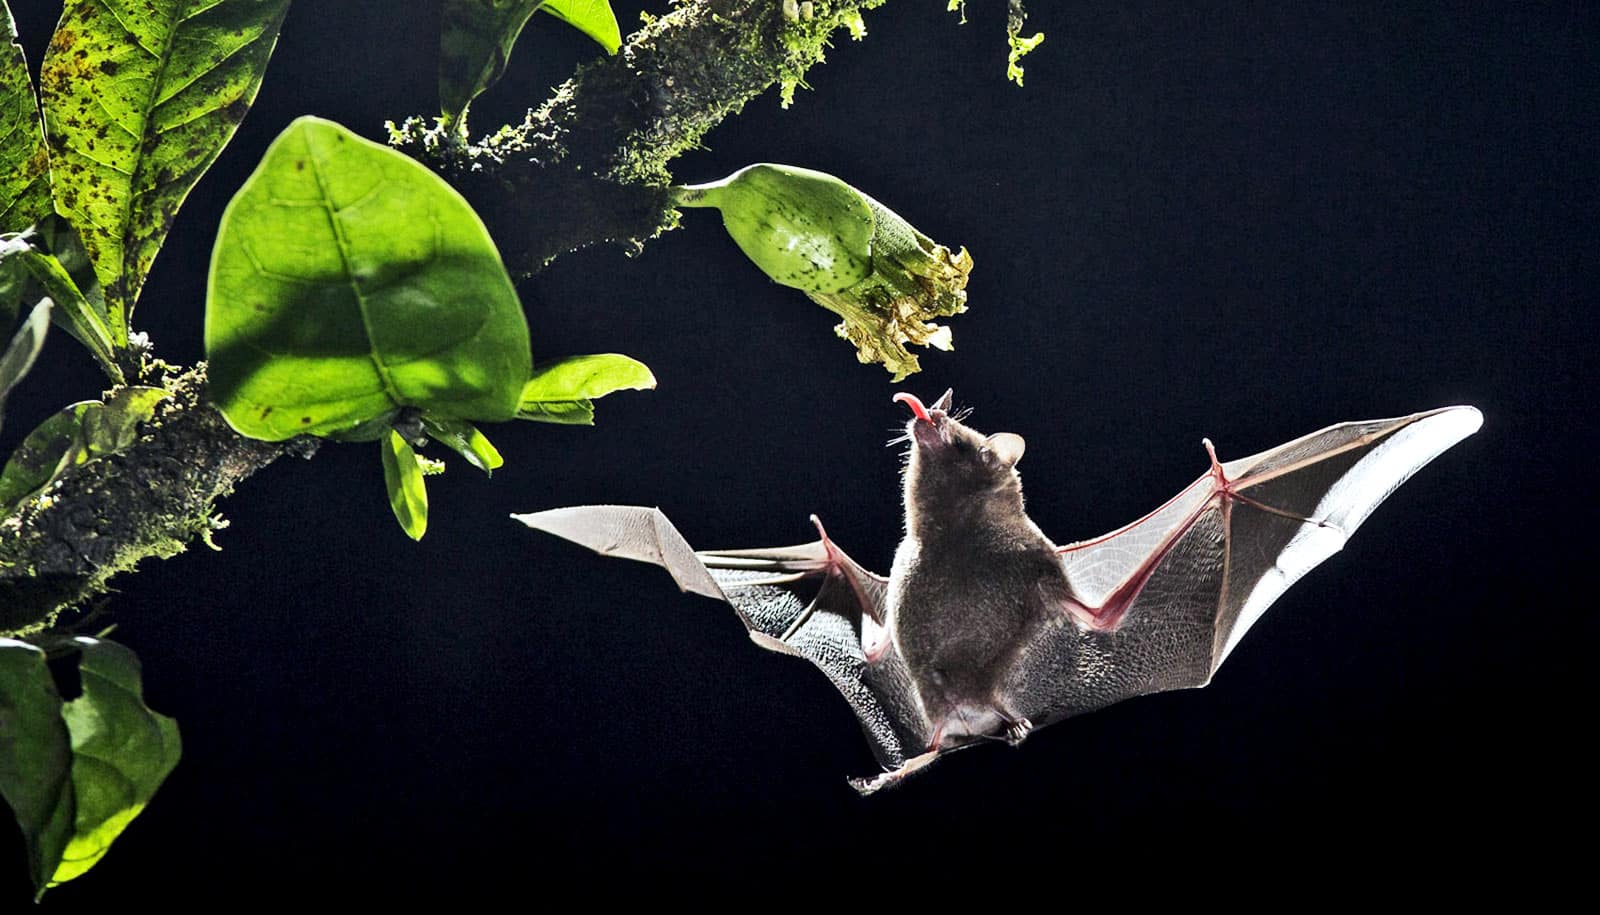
381, 429, 429, 540
439, 0, 619, 125
0, 2, 50, 235
0, 639, 73, 895
48, 638, 182, 889
0, 385, 170, 509
541, 0, 621, 54
0, 638, 180, 898
38, 0, 291, 343
0, 297, 49, 436
517, 353, 654, 426
206, 116, 532, 442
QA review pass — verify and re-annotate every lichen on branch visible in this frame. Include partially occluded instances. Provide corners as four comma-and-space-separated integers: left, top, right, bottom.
0, 368, 312, 635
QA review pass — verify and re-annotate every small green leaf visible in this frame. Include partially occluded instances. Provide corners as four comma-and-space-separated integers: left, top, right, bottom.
13, 241, 121, 382
0, 639, 74, 895
381, 429, 429, 540
440, 1, 547, 125
517, 399, 595, 426
422, 416, 504, 474
82, 385, 172, 454
0, 237, 25, 324
39, 0, 291, 341
0, 400, 97, 509
541, 0, 621, 54
0, 638, 180, 898
0, 386, 169, 509
0, 2, 51, 235
520, 353, 656, 401
439, 1, 620, 127
47, 638, 181, 892
516, 353, 654, 425
0, 297, 49, 435
207, 116, 532, 442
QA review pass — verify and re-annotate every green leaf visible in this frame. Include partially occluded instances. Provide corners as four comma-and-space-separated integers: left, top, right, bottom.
0, 297, 49, 436
207, 116, 533, 442
0, 2, 51, 235
439, 0, 620, 127
38, 0, 291, 343
0, 639, 74, 895
541, 0, 621, 54
82, 386, 171, 453
0, 385, 170, 509
422, 416, 504, 474
439, 1, 547, 125
12, 241, 120, 381
381, 429, 429, 540
517, 398, 594, 426
516, 353, 654, 425
0, 638, 180, 898
0, 399, 97, 509
48, 637, 181, 892
0, 237, 25, 324
519, 353, 656, 401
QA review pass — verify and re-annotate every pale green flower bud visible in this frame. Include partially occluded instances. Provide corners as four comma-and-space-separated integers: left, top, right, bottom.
674, 164, 972, 381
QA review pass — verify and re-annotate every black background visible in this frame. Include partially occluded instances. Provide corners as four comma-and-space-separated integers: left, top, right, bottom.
3, 0, 1595, 899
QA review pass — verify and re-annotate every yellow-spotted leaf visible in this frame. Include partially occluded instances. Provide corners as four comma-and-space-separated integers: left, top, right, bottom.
39, 0, 290, 342
0, 2, 50, 235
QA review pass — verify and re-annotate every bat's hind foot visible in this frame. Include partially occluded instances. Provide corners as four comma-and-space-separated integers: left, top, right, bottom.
1001, 715, 1034, 747
848, 749, 940, 796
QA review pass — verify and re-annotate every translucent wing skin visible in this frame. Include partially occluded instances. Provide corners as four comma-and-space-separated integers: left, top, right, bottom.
511, 506, 930, 768
1007, 406, 1483, 729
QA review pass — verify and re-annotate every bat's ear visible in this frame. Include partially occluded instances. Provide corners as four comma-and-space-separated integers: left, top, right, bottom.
931, 389, 954, 412
987, 432, 1025, 467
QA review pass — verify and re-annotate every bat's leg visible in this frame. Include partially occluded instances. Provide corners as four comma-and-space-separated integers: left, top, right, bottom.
847, 749, 941, 796
994, 708, 1034, 747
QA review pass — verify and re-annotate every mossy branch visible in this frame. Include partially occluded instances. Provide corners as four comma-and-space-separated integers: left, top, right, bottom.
392, 0, 887, 274
0, 367, 313, 635
0, 0, 891, 633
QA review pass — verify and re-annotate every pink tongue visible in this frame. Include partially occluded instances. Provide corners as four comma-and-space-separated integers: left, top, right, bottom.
892, 392, 932, 423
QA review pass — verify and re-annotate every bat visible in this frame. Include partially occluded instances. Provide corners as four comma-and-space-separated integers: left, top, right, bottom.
514, 393, 1481, 794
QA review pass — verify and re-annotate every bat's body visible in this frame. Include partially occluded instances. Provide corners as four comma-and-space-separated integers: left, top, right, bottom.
516, 397, 1480, 793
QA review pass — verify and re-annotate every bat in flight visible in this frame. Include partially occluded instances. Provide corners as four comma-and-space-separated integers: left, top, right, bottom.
515, 394, 1480, 794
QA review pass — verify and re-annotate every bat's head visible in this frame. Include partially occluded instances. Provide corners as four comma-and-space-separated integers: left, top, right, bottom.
894, 391, 1028, 535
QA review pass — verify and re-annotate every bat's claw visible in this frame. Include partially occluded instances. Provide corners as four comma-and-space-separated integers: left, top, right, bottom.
1002, 716, 1034, 747
848, 749, 941, 796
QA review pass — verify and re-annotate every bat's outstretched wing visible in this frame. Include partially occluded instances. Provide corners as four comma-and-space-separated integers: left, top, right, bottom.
512, 506, 929, 768
1009, 406, 1483, 728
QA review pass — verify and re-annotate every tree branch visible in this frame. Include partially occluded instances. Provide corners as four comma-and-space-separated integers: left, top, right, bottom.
0, 0, 889, 633
393, 0, 886, 274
